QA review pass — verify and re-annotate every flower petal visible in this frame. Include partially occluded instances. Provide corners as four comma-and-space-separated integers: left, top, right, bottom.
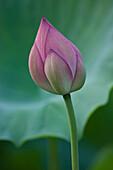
35, 17, 50, 62
29, 44, 56, 93
71, 56, 86, 92
44, 50, 73, 95
69, 40, 83, 61
45, 20, 77, 76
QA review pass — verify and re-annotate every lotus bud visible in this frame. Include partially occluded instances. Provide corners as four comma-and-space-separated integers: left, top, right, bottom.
29, 17, 86, 95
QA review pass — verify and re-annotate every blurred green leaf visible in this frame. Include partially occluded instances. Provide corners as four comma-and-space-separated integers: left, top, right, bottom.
0, 139, 71, 170
0, 0, 113, 146
0, 139, 48, 170
88, 147, 113, 170
84, 88, 113, 146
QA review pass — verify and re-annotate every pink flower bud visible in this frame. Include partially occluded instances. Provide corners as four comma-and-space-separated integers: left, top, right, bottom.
29, 17, 86, 95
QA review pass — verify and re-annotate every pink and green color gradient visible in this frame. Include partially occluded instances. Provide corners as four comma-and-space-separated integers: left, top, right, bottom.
29, 17, 86, 95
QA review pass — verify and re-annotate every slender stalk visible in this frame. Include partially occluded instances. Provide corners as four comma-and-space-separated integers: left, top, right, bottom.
63, 94, 79, 170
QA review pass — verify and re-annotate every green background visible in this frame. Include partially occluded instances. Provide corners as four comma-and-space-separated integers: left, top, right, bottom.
0, 0, 113, 169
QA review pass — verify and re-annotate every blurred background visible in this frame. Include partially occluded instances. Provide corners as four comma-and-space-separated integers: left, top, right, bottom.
0, 0, 113, 169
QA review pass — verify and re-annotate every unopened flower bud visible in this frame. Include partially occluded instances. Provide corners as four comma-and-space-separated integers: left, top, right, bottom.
29, 17, 86, 95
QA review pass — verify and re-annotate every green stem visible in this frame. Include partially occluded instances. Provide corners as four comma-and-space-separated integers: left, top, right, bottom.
63, 94, 79, 170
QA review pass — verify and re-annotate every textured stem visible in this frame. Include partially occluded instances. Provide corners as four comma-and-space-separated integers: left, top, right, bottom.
63, 94, 79, 170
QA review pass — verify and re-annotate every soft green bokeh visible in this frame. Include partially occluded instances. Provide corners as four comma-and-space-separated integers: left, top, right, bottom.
85, 88, 113, 146
88, 147, 113, 170
0, 0, 113, 146
0, 139, 71, 170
